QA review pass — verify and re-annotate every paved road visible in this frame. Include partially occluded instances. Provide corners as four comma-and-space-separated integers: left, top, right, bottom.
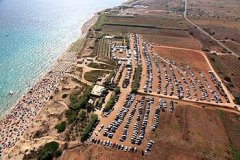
183, 0, 240, 58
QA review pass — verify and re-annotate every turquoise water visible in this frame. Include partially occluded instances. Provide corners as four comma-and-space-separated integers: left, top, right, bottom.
0, 0, 123, 115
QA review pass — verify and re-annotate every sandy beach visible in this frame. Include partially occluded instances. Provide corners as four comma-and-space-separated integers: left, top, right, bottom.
0, 14, 98, 159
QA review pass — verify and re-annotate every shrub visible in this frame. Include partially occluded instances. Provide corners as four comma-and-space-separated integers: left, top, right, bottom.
103, 95, 115, 112
224, 76, 231, 82
78, 110, 87, 122
55, 121, 66, 133
62, 94, 68, 99
114, 86, 121, 94
65, 109, 78, 124
37, 141, 59, 160
54, 149, 62, 158
210, 57, 216, 62
81, 114, 99, 141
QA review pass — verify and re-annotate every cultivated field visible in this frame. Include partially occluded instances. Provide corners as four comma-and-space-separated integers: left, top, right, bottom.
144, 35, 202, 50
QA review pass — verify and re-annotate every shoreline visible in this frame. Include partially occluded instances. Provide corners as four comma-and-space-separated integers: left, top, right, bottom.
0, 0, 133, 157
0, 12, 99, 158
0, 13, 98, 118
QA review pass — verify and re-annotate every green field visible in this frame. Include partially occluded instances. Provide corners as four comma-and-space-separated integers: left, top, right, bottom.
94, 14, 187, 32
97, 38, 111, 59
84, 70, 110, 82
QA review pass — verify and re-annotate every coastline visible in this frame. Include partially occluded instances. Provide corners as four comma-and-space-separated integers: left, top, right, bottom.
0, 12, 99, 158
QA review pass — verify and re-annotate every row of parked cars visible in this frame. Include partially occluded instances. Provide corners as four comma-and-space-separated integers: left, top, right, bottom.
152, 54, 162, 94
91, 138, 137, 153
178, 63, 198, 99
111, 43, 128, 61
142, 40, 153, 93
136, 97, 154, 145
120, 102, 137, 142
132, 34, 142, 65
187, 66, 209, 101
103, 94, 136, 138
144, 140, 155, 153
131, 97, 145, 144
199, 71, 222, 103
208, 71, 230, 103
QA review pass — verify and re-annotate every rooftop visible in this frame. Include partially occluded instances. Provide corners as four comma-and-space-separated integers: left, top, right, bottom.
91, 85, 105, 97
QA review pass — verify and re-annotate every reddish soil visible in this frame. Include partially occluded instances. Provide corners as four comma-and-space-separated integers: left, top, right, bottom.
152, 46, 230, 103
144, 35, 202, 50
62, 105, 235, 160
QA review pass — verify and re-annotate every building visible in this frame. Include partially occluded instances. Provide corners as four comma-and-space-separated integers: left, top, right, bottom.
91, 85, 106, 97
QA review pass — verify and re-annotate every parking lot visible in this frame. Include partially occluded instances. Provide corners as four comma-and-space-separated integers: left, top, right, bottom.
92, 94, 177, 152
90, 33, 237, 156
137, 36, 231, 105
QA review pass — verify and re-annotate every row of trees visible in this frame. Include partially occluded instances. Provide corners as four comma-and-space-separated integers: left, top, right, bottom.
131, 65, 142, 93
103, 87, 120, 112
81, 114, 99, 142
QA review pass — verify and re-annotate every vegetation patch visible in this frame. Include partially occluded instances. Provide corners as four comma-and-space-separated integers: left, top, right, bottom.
131, 65, 142, 93
88, 62, 114, 70
81, 114, 99, 141
55, 121, 66, 133
103, 87, 120, 112
216, 110, 240, 160
95, 15, 108, 31
62, 94, 68, 99
84, 70, 110, 82
37, 141, 61, 160
97, 38, 111, 59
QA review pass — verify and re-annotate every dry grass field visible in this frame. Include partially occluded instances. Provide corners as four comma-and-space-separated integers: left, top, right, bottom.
207, 54, 240, 100
153, 46, 210, 74
187, 0, 240, 21
222, 41, 240, 56
144, 35, 202, 50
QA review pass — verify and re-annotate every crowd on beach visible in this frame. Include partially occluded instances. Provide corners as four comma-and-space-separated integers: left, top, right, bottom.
0, 68, 67, 157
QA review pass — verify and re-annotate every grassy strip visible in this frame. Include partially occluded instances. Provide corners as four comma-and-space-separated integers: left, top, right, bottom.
103, 22, 158, 29
88, 62, 114, 70
216, 110, 240, 160
81, 114, 99, 142
106, 15, 135, 18
84, 70, 110, 82
95, 15, 108, 31
103, 87, 120, 112
103, 95, 115, 112
131, 65, 142, 93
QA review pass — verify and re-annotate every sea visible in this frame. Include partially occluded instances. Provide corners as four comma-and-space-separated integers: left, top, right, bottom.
0, 0, 124, 116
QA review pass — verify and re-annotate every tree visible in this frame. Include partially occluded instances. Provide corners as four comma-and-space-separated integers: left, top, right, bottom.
54, 121, 66, 133
37, 141, 59, 160
79, 110, 87, 121
114, 86, 121, 94
224, 76, 231, 82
